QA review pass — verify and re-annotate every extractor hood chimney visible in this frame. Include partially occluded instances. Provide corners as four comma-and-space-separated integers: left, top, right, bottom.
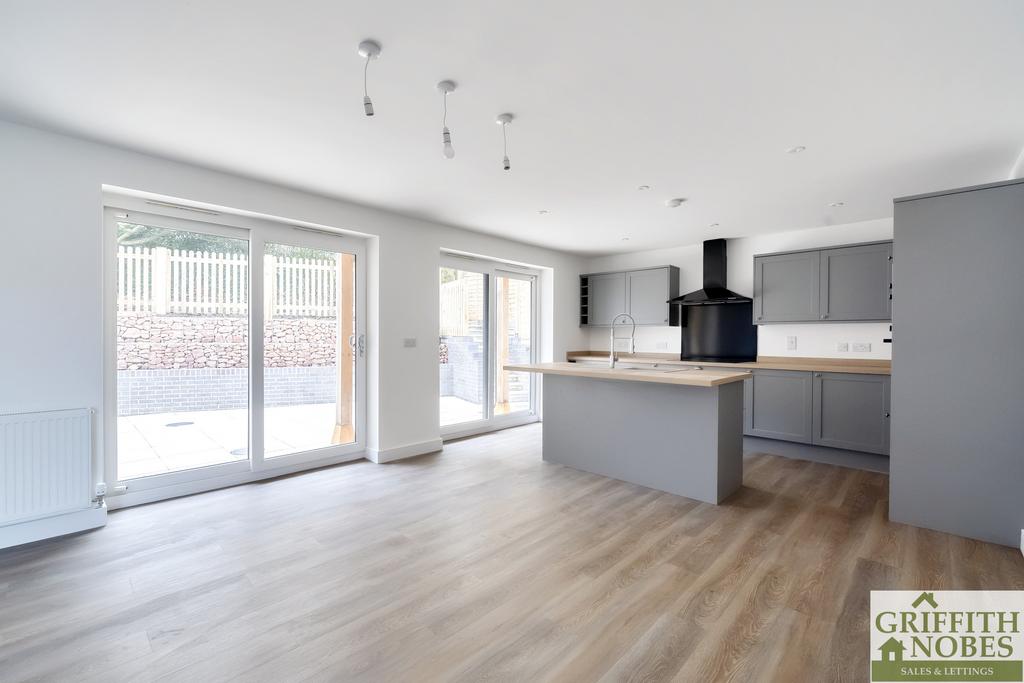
668, 239, 752, 306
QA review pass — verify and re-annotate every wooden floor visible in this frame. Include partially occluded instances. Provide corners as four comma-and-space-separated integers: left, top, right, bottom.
1, 424, 1022, 682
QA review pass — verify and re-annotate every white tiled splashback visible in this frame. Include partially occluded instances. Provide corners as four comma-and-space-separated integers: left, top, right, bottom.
588, 322, 892, 359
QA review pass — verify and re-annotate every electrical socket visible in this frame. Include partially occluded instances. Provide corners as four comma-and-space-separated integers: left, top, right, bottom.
655, 342, 669, 350
836, 342, 850, 352
403, 338, 417, 348
786, 335, 797, 351
852, 342, 872, 352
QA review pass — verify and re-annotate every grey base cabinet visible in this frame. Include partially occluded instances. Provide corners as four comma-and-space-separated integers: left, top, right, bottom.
812, 372, 890, 455
743, 370, 813, 443
742, 369, 890, 455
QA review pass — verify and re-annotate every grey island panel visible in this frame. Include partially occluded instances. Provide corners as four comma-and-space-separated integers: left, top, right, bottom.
541, 374, 743, 504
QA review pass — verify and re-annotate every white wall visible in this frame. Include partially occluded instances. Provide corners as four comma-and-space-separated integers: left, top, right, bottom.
584, 219, 894, 359
0, 120, 587, 475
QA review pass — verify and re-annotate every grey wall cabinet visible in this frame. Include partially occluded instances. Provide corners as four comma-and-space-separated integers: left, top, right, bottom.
753, 240, 892, 324
812, 372, 890, 454
581, 266, 679, 326
820, 243, 892, 321
753, 251, 820, 323
586, 272, 626, 326
743, 369, 814, 443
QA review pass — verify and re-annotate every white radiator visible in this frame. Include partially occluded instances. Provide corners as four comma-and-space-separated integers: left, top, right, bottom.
0, 409, 105, 547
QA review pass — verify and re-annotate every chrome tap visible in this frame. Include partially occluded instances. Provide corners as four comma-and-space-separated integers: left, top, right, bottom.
609, 313, 636, 368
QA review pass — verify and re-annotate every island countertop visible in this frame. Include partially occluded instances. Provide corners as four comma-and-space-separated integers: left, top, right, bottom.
504, 362, 749, 387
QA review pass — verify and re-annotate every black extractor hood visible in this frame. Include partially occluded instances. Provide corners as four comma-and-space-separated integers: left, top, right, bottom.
668, 238, 751, 306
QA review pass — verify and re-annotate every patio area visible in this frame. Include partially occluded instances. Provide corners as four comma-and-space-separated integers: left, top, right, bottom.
117, 402, 340, 479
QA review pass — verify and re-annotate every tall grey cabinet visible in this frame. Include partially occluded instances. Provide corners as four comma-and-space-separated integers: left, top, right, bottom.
891, 178, 1024, 547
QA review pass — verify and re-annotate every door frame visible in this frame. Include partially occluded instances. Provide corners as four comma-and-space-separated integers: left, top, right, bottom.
439, 254, 539, 440
102, 198, 367, 506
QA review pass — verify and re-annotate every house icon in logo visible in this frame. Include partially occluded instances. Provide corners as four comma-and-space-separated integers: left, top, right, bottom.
912, 592, 938, 609
879, 637, 907, 663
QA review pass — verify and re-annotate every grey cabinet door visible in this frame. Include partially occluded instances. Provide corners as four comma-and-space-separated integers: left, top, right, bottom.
812, 372, 890, 454
627, 268, 671, 325
753, 251, 820, 323
819, 243, 892, 321
744, 370, 814, 443
588, 272, 627, 326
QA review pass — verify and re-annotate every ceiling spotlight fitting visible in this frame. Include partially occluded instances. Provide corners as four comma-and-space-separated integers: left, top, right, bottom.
829, 201, 845, 207
709, 223, 720, 228
621, 237, 631, 241
357, 40, 381, 117
787, 146, 806, 154
637, 185, 651, 191
496, 113, 514, 171
437, 80, 457, 159
537, 210, 550, 215
665, 198, 687, 208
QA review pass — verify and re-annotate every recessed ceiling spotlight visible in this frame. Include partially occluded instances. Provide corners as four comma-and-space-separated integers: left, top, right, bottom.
787, 146, 807, 154
665, 198, 687, 208
829, 201, 845, 207
537, 209, 550, 215
709, 223, 720, 228
637, 185, 651, 191
621, 237, 630, 241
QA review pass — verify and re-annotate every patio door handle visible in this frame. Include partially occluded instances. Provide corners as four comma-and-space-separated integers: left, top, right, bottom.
348, 334, 365, 357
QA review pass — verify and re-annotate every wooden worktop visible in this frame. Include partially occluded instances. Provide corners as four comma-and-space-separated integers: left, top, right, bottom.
565, 351, 891, 375
504, 362, 750, 387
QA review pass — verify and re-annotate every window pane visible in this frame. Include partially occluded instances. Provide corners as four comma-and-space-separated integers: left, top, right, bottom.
439, 268, 487, 426
494, 275, 533, 416
115, 223, 249, 480
264, 244, 355, 457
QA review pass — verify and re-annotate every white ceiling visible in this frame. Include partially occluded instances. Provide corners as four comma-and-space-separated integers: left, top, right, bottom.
1, 1, 1022, 254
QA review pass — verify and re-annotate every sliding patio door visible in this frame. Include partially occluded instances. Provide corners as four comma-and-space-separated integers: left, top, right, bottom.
105, 205, 365, 498
439, 256, 538, 438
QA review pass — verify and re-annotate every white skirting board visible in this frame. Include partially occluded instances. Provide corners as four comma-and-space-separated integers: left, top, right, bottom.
0, 503, 107, 550
367, 438, 443, 464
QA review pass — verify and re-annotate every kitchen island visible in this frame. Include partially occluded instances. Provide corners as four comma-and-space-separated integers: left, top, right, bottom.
504, 362, 750, 504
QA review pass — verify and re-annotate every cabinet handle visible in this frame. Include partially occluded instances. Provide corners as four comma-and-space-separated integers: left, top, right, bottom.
814, 373, 822, 377
820, 314, 829, 319
885, 412, 890, 418
757, 315, 763, 320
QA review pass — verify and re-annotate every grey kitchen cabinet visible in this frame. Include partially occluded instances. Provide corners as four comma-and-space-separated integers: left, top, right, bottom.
580, 266, 679, 326
812, 372, 890, 454
753, 251, 820, 323
586, 272, 626, 326
819, 242, 892, 321
627, 267, 678, 325
742, 369, 814, 443
753, 240, 892, 324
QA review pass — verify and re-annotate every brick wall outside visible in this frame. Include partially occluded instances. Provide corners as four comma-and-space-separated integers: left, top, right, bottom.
439, 335, 530, 405
117, 366, 336, 416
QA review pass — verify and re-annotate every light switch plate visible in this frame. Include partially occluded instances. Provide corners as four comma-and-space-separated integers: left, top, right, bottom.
786, 336, 797, 351
403, 338, 417, 348
852, 342, 872, 352
836, 342, 850, 352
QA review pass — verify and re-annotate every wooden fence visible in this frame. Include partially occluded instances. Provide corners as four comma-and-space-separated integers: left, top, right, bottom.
117, 247, 338, 318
